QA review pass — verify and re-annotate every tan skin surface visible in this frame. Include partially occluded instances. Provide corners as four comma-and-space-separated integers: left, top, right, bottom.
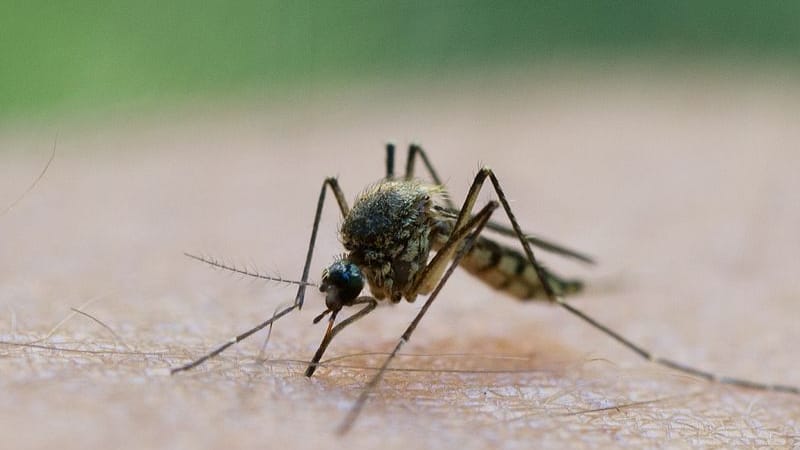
1, 72, 799, 449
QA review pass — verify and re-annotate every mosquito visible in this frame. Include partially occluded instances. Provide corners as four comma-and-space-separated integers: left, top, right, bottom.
172, 144, 798, 434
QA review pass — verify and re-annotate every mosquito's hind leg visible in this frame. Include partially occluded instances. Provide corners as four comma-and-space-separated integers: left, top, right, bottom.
462, 168, 800, 395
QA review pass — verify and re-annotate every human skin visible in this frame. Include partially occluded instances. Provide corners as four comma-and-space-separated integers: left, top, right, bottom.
1, 71, 798, 449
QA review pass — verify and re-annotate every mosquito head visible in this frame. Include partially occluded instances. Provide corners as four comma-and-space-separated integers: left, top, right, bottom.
320, 259, 364, 311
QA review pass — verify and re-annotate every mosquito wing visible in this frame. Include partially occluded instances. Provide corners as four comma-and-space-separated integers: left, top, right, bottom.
433, 205, 595, 265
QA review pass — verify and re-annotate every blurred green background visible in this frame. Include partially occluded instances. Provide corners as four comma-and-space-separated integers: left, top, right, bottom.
2, 1, 800, 122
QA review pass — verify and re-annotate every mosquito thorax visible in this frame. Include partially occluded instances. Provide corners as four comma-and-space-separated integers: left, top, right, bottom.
320, 259, 365, 310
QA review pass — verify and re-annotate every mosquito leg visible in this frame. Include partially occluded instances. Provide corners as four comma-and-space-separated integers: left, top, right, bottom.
475, 167, 799, 396
406, 144, 594, 265
170, 303, 297, 374
385, 143, 396, 180
337, 200, 498, 434
294, 177, 350, 309
305, 297, 378, 377
406, 143, 588, 272
172, 177, 350, 374
555, 299, 799, 394
404, 143, 456, 209
406, 177, 491, 296
482, 221, 596, 265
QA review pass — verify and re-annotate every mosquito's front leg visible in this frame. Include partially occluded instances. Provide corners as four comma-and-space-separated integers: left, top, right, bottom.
294, 177, 350, 309
305, 297, 378, 377
172, 176, 351, 374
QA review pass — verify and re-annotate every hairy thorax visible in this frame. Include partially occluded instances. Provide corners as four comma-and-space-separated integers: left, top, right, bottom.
340, 180, 446, 303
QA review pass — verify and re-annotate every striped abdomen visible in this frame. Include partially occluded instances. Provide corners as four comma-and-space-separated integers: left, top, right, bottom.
457, 236, 583, 300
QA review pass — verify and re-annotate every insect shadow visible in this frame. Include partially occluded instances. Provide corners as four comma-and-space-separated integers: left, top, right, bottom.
172, 144, 798, 434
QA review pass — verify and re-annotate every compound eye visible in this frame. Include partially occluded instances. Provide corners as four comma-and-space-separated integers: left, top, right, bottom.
321, 259, 364, 306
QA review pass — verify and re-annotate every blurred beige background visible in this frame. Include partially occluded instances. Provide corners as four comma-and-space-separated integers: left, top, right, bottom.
1, 71, 799, 448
